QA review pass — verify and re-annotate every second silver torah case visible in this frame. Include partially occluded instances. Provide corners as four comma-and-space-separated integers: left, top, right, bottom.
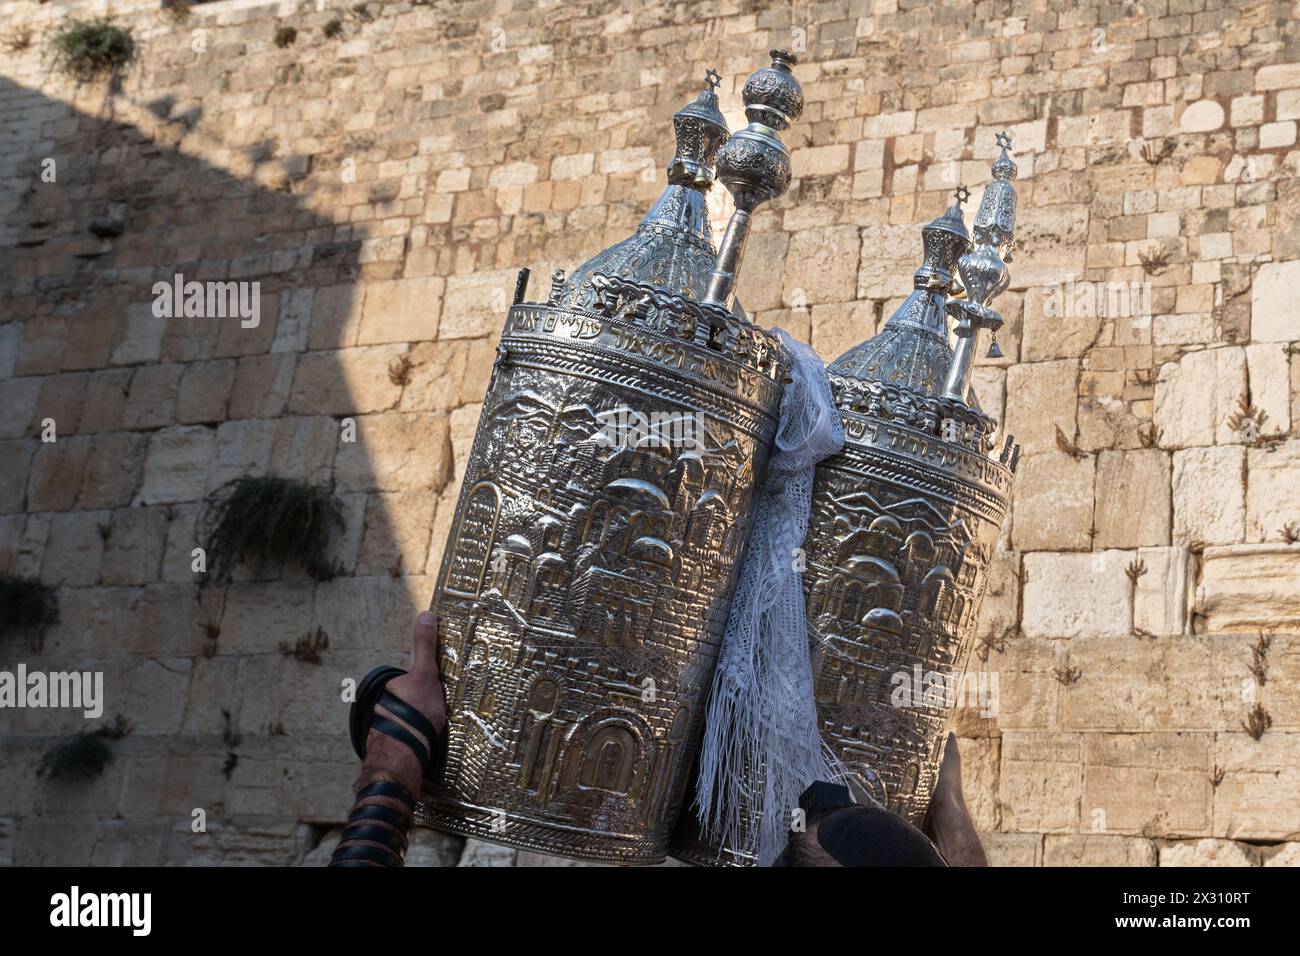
673, 137, 1025, 866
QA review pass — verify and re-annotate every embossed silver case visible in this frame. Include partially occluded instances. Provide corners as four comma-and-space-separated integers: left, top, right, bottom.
417, 276, 785, 863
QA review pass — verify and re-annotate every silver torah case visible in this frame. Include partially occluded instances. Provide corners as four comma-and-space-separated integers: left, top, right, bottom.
673, 141, 1024, 866
805, 145, 1023, 828
418, 66, 798, 864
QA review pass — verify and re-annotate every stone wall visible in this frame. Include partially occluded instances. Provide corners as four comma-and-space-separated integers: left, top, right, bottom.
1, 0, 1297, 866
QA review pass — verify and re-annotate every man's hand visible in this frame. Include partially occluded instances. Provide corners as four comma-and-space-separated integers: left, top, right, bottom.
332, 612, 448, 867
359, 611, 448, 789
922, 732, 989, 867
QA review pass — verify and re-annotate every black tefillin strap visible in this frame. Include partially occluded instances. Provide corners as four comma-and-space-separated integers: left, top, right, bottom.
332, 666, 443, 868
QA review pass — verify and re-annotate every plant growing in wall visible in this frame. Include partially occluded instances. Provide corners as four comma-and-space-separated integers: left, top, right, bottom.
0, 574, 60, 651
46, 18, 137, 82
38, 718, 130, 785
200, 476, 344, 584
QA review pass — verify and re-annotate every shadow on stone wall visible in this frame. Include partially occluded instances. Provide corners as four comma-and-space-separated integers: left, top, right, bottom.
0, 73, 447, 865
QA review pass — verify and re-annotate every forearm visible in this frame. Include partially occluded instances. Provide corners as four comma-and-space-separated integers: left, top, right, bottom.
330, 732, 426, 867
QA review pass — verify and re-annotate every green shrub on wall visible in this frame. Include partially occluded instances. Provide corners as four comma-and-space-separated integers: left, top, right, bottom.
200, 476, 345, 584
0, 574, 60, 651
47, 17, 137, 82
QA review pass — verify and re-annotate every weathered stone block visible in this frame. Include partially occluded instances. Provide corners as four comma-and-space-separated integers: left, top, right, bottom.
1021, 550, 1133, 638
135, 427, 216, 506
1194, 544, 1300, 632
1043, 834, 1157, 866
100, 506, 169, 586
1245, 439, 1300, 542
40, 509, 109, 587
1094, 449, 1171, 548
1172, 445, 1245, 545
357, 277, 444, 345
1010, 452, 1096, 551
1153, 347, 1247, 448
1003, 359, 1079, 456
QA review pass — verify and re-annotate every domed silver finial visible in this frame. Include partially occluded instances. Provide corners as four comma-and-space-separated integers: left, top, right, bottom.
702, 51, 804, 308
667, 68, 730, 190
942, 133, 1020, 404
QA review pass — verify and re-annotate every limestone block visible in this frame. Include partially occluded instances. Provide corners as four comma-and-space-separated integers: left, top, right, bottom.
1153, 346, 1247, 448
268, 416, 339, 485
125, 658, 193, 734
1081, 756, 1211, 836
0, 440, 34, 514
135, 426, 216, 505
79, 369, 133, 434
441, 269, 517, 340
981, 832, 1043, 866
1021, 284, 1104, 362
110, 303, 165, 366
782, 225, 859, 305
1003, 359, 1078, 456
1158, 839, 1257, 866
176, 359, 236, 424
399, 341, 470, 413
1245, 343, 1291, 436
289, 345, 405, 416
159, 503, 202, 585
1060, 634, 1234, 733
953, 735, 1000, 832
1021, 550, 1133, 638
0, 377, 38, 439
738, 231, 789, 312
217, 580, 315, 655
356, 492, 436, 576
1094, 449, 1171, 549
122, 364, 183, 431
41, 509, 110, 587
79, 432, 148, 510
357, 277, 443, 345
448, 403, 481, 482
134, 582, 206, 658
1262, 843, 1300, 866
808, 300, 876, 362
1249, 259, 1299, 342
334, 412, 451, 493
1212, 733, 1300, 840
983, 634, 1060, 731
1172, 445, 1245, 545
89, 820, 169, 867
100, 506, 169, 586
162, 817, 309, 866
1194, 544, 1300, 631
309, 575, 424, 655
998, 732, 1082, 833
33, 373, 88, 436
1132, 546, 1191, 636
26, 435, 92, 512
273, 287, 315, 353
1245, 439, 1300, 542
42, 586, 140, 659
1010, 452, 1096, 551
207, 419, 277, 491
974, 548, 1020, 641
1043, 835, 1157, 866
307, 284, 365, 350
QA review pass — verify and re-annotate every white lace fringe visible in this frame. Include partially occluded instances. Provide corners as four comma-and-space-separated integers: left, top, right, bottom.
694, 328, 851, 866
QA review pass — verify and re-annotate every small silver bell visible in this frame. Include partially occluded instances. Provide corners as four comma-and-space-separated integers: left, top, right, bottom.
986, 336, 1003, 359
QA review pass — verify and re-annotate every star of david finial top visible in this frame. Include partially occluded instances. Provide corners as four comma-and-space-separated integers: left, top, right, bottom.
995, 130, 1013, 150
704, 68, 721, 91
954, 184, 970, 206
